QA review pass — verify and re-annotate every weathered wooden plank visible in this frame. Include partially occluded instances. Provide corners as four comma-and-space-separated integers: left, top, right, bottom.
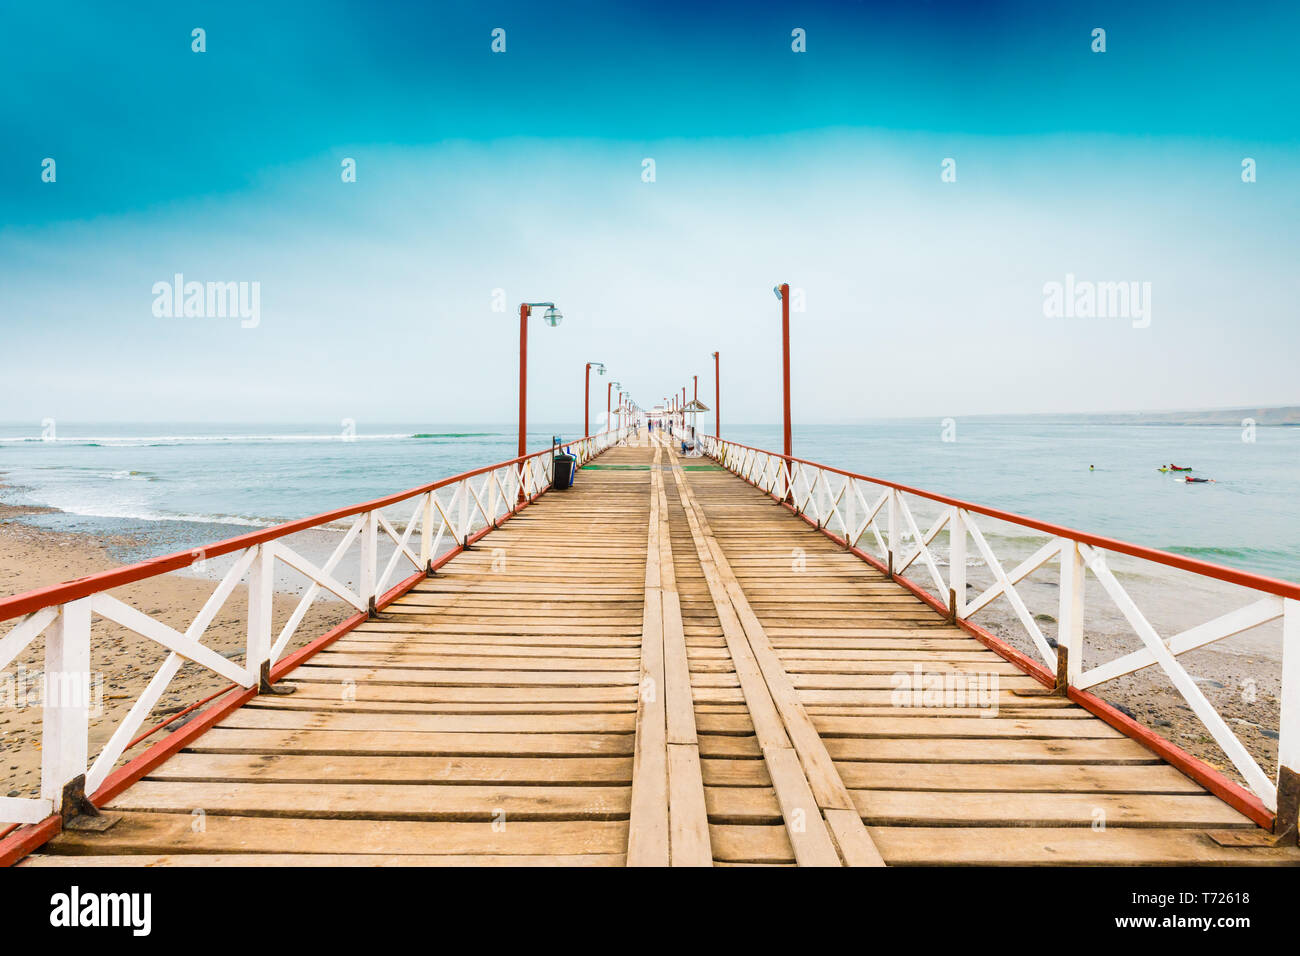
866, 826, 1300, 866
192, 728, 637, 757
307, 652, 643, 671
667, 744, 712, 866
285, 666, 641, 686
40, 812, 629, 856
107, 780, 631, 820
279, 682, 637, 703
220, 709, 637, 734
150, 752, 634, 785
627, 445, 669, 866
21, 853, 626, 867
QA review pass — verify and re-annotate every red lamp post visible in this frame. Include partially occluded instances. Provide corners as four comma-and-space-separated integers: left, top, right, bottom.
712, 351, 720, 438
516, 301, 562, 459
775, 283, 792, 461
584, 361, 605, 438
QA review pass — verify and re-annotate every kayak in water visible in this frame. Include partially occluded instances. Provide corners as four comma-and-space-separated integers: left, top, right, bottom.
1158, 465, 1193, 473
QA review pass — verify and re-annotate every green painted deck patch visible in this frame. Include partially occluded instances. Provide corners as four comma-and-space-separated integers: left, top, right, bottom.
582, 463, 722, 471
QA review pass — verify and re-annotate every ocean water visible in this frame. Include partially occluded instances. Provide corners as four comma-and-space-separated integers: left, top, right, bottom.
1, 419, 1297, 583
722, 421, 1300, 583
0, 422, 587, 565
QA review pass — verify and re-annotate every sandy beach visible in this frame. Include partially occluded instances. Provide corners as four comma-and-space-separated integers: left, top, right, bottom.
0, 506, 352, 801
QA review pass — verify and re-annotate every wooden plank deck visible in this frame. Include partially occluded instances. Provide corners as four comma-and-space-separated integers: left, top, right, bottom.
21, 436, 1300, 866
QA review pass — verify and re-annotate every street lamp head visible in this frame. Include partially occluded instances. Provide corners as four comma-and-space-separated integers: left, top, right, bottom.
773, 285, 784, 301
543, 306, 563, 327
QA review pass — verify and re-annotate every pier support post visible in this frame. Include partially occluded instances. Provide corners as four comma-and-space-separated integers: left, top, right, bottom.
1052, 645, 1069, 696
57, 774, 108, 827
258, 660, 295, 696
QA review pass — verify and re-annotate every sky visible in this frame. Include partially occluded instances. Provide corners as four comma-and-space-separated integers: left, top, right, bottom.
1, 0, 1297, 425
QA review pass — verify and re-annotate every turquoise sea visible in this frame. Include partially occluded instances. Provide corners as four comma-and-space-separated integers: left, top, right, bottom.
1, 419, 1297, 583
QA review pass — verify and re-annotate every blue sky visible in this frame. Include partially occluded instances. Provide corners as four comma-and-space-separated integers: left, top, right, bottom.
1, 0, 1297, 424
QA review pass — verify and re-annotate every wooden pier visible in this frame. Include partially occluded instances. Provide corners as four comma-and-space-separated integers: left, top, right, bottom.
13, 436, 1300, 866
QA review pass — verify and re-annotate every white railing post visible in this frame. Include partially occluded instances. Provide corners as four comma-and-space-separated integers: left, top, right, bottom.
458, 481, 470, 543
887, 489, 899, 576
420, 491, 433, 573
246, 543, 274, 687
1279, 598, 1300, 838
480, 468, 493, 522
843, 478, 856, 548
361, 510, 378, 614
948, 507, 966, 621
1057, 538, 1085, 688
41, 597, 92, 818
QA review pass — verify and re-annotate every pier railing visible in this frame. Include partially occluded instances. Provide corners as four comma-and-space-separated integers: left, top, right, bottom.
0, 426, 630, 827
701, 435, 1298, 822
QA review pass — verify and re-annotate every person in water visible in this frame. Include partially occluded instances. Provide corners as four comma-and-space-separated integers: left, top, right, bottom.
1089, 465, 1094, 471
